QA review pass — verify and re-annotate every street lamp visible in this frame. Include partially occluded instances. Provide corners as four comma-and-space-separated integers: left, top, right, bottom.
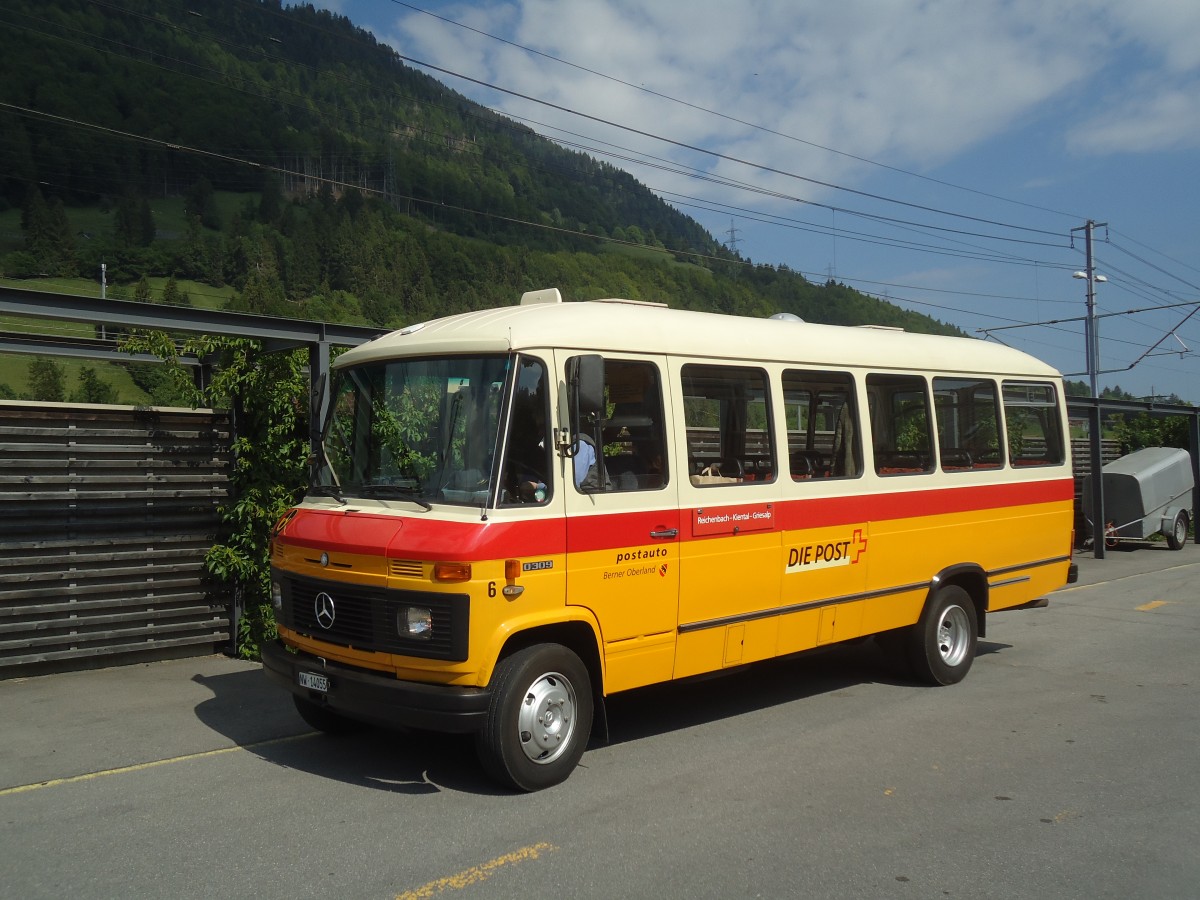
1073, 269, 1107, 398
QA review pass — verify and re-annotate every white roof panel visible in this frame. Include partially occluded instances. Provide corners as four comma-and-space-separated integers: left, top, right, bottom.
335, 296, 1061, 378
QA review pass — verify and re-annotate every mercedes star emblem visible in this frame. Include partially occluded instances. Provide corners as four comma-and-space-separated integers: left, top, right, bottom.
314, 592, 336, 630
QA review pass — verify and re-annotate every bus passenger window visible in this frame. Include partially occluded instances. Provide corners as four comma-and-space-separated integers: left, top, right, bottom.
682, 364, 775, 486
567, 357, 669, 493
933, 377, 1003, 471
782, 369, 861, 479
867, 373, 934, 476
1002, 382, 1065, 466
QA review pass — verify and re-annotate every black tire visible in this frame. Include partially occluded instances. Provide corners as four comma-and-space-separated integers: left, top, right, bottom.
293, 695, 365, 734
907, 585, 978, 686
1165, 511, 1188, 551
475, 643, 593, 792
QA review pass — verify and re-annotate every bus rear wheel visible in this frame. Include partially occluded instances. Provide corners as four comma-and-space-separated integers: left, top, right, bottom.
476, 643, 593, 792
907, 585, 978, 686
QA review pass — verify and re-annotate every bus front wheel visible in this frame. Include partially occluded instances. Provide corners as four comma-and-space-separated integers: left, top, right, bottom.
907, 585, 978, 686
476, 643, 593, 792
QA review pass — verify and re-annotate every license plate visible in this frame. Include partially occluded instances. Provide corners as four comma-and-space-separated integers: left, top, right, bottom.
298, 671, 329, 692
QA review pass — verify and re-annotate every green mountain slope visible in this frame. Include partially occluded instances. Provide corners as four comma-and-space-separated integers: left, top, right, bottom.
0, 0, 962, 341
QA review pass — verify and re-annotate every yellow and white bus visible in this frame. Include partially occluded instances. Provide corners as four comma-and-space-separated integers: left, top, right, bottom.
263, 288, 1077, 790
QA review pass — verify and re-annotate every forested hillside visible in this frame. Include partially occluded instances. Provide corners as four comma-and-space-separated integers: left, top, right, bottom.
0, 0, 962, 339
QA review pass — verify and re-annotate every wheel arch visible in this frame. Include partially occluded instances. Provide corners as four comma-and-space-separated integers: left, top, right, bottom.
927, 564, 989, 638
494, 619, 608, 742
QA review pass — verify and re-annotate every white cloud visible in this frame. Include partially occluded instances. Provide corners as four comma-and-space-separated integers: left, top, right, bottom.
1068, 78, 1200, 154
382, 0, 1200, 203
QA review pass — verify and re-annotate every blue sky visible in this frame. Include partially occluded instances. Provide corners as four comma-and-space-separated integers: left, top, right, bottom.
311, 0, 1200, 403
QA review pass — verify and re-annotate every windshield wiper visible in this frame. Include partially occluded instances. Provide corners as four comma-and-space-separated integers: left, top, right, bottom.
308, 483, 346, 505
358, 483, 433, 511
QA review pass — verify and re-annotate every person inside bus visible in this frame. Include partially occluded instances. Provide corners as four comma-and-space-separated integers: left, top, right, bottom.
504, 365, 551, 502
573, 432, 602, 489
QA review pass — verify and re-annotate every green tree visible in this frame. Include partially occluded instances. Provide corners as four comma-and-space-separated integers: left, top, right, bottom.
230, 264, 289, 316
161, 275, 190, 306
258, 172, 283, 223
134, 275, 152, 303
71, 366, 118, 404
1111, 411, 1192, 453
114, 193, 155, 248
20, 186, 76, 276
185, 177, 221, 230
25, 357, 66, 402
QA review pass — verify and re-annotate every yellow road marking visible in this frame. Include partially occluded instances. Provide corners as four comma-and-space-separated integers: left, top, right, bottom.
396, 843, 558, 900
1135, 600, 1171, 611
0, 733, 314, 797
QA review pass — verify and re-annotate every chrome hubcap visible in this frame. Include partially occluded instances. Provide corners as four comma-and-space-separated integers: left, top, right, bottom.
936, 605, 971, 667
517, 672, 577, 764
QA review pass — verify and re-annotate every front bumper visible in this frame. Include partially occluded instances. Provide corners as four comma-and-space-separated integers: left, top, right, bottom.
261, 640, 491, 734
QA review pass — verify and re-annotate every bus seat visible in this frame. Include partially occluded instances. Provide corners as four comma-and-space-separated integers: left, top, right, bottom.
716, 457, 743, 478
790, 450, 825, 479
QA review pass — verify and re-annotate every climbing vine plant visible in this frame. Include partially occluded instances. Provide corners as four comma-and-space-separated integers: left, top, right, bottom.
121, 331, 310, 658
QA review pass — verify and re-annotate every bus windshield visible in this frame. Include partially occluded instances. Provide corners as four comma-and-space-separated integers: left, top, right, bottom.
316, 354, 509, 507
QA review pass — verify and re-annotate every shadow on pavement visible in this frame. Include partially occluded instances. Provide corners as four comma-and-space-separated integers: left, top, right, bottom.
190, 667, 502, 796
189, 636, 1014, 794
603, 636, 996, 746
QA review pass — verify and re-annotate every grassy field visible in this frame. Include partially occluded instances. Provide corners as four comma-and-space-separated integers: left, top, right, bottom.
0, 289, 230, 407
0, 352, 152, 405
0, 272, 235, 404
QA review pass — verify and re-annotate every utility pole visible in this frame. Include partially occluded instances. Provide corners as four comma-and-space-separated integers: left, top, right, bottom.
1071, 220, 1108, 397
1071, 219, 1109, 559
99, 262, 107, 341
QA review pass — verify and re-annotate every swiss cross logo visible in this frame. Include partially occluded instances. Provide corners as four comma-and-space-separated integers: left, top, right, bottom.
850, 528, 868, 564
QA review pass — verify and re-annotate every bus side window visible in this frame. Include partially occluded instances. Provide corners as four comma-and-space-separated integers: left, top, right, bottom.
933, 377, 1003, 471
1002, 381, 1065, 466
500, 356, 552, 504
867, 373, 934, 476
782, 369, 861, 479
567, 357, 669, 493
682, 364, 775, 486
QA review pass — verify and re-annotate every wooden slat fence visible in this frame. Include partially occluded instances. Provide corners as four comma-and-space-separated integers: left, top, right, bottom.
0, 402, 231, 674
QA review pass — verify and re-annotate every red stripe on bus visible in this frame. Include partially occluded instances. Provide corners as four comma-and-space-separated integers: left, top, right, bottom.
775, 477, 1074, 530
279, 509, 566, 560
279, 476, 1072, 561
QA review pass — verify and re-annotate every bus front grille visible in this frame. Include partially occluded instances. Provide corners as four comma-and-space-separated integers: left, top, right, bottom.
275, 571, 469, 662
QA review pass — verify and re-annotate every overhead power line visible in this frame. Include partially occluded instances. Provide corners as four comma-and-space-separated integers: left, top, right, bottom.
381, 0, 1085, 223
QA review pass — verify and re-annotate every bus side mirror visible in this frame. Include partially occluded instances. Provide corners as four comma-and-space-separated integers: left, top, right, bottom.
574, 354, 605, 418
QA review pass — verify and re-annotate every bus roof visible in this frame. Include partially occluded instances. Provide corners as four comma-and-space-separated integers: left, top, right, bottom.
336, 293, 1061, 379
